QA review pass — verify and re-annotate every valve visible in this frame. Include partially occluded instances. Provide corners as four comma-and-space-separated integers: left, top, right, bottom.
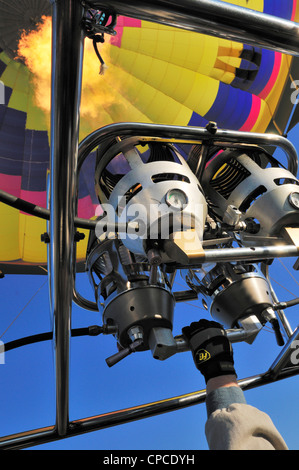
105, 339, 143, 367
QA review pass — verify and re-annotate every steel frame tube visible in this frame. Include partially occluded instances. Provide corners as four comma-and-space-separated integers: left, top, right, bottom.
72, 242, 299, 312
268, 326, 299, 379
78, 122, 298, 176
87, 0, 299, 56
261, 263, 294, 339
1, 364, 299, 450
174, 328, 261, 354
49, 0, 85, 436
185, 245, 299, 265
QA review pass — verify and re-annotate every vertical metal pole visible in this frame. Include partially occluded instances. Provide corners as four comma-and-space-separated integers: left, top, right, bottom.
268, 325, 299, 379
49, 0, 85, 436
261, 263, 293, 339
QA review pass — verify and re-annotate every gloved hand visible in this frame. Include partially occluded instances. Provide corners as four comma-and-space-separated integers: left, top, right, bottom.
182, 319, 236, 383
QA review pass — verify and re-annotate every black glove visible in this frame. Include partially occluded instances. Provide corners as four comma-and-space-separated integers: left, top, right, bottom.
182, 319, 236, 383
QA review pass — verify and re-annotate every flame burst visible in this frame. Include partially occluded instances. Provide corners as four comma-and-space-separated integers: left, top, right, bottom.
17, 15, 129, 136
17, 16, 52, 114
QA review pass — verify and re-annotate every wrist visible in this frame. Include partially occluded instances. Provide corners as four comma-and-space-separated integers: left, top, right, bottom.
206, 374, 239, 395
199, 359, 236, 384
205, 378, 246, 417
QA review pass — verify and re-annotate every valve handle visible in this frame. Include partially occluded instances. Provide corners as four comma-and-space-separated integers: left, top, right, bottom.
105, 339, 143, 367
270, 318, 285, 347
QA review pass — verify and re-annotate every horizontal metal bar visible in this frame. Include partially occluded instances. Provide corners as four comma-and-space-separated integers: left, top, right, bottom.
151, 324, 262, 360
78, 122, 298, 176
175, 328, 258, 355
0, 426, 56, 450
72, 245, 299, 310
87, 0, 299, 55
0, 188, 99, 230
1, 364, 299, 450
184, 244, 299, 265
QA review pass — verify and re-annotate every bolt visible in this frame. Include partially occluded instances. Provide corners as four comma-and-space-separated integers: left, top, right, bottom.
41, 232, 50, 243
74, 231, 85, 242
147, 248, 162, 265
206, 121, 217, 134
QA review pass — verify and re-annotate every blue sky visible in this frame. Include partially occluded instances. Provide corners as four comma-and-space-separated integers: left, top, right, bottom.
0, 128, 299, 450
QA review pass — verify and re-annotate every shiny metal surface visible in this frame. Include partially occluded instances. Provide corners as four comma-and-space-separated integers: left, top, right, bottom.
201, 150, 299, 242
186, 244, 299, 265
269, 326, 299, 379
49, 0, 85, 436
261, 263, 293, 338
78, 123, 298, 176
185, 264, 273, 328
94, 135, 208, 256
174, 324, 262, 355
87, 0, 299, 55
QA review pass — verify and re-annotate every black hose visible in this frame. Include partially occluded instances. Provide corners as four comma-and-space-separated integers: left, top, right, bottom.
0, 189, 97, 230
274, 298, 299, 310
0, 189, 137, 233
0, 325, 104, 353
93, 36, 105, 65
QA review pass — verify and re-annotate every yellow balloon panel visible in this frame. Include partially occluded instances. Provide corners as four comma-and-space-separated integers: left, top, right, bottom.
18, 213, 47, 263
0, 205, 20, 260
110, 48, 219, 118
219, 0, 264, 10
118, 25, 242, 84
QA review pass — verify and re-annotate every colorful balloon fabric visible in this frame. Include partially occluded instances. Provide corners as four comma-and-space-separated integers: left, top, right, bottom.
0, 0, 299, 273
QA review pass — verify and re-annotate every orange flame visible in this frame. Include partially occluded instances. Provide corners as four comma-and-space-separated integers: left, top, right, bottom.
17, 15, 130, 136
17, 16, 52, 114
